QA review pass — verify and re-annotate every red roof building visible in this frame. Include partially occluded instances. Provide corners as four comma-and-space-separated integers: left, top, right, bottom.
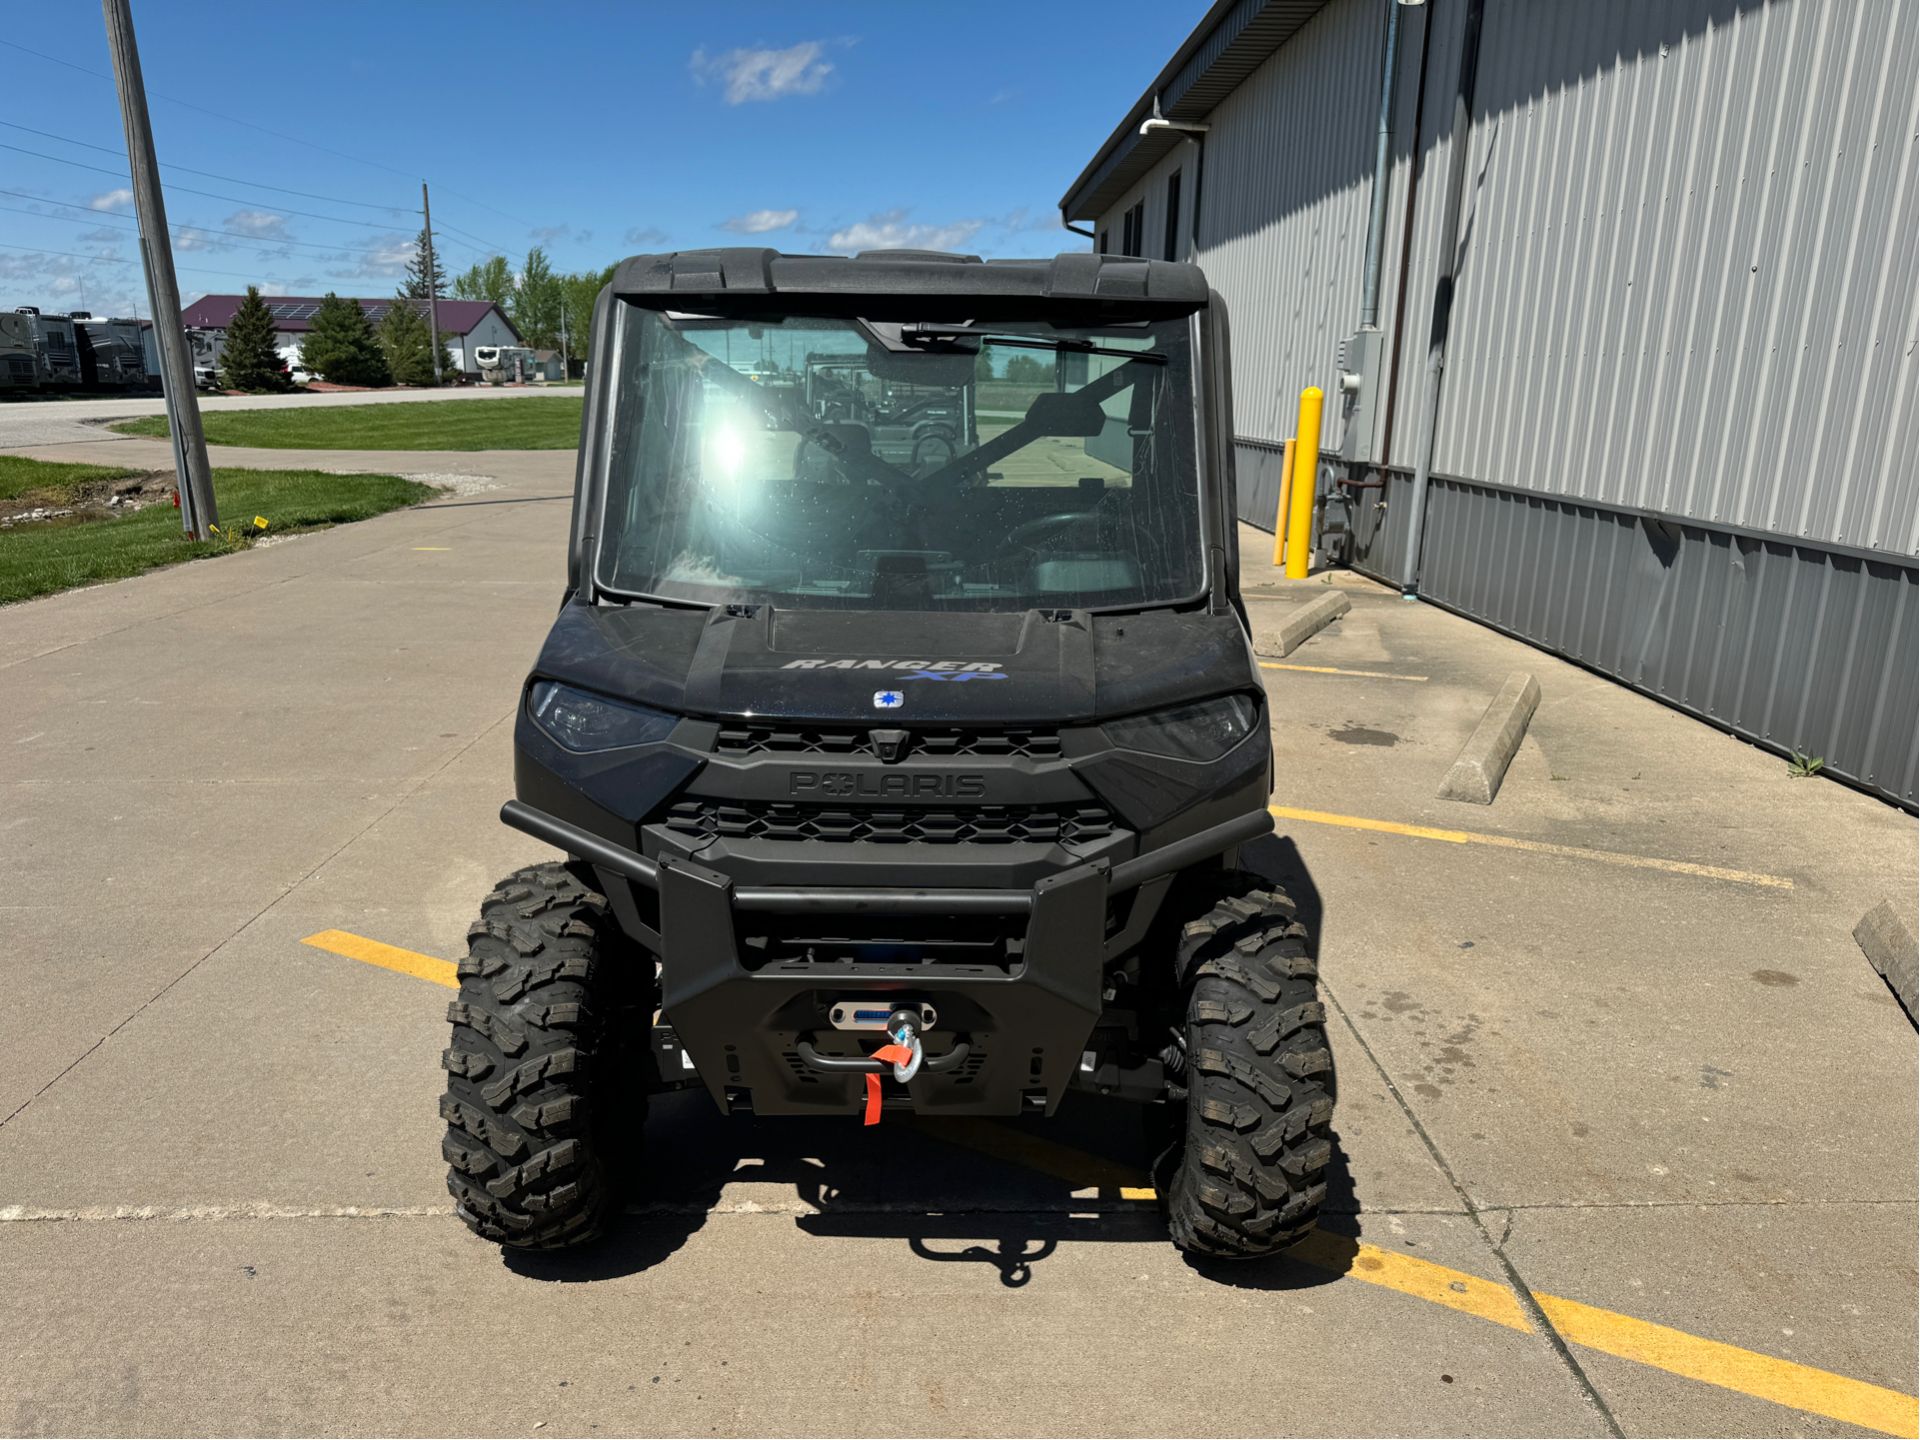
178, 295, 521, 374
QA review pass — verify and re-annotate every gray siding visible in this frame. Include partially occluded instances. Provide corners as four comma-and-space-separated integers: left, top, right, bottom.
1434, 0, 1919, 557
1351, 470, 1919, 806
1086, 0, 1918, 806
1096, 0, 1390, 442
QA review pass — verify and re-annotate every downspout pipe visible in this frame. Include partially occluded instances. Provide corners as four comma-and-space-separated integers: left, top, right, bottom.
1140, 105, 1211, 262
1359, 0, 1405, 329
1401, 0, 1485, 597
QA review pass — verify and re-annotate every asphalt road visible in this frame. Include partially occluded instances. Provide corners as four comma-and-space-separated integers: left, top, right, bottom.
1, 438, 1915, 1437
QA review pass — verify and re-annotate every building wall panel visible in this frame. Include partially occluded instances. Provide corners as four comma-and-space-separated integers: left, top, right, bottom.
1432, 0, 1918, 556
1352, 472, 1919, 806
1104, 0, 1391, 443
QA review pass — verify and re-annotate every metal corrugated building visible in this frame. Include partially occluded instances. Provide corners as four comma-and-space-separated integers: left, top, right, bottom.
1062, 0, 1918, 807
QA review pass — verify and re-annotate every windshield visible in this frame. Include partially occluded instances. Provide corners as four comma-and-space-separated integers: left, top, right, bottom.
595, 305, 1204, 611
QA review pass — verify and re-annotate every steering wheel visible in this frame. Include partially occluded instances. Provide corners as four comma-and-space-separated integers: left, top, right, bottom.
910, 430, 957, 475
1006, 511, 1107, 554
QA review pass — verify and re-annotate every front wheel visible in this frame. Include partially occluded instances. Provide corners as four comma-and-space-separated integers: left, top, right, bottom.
1161, 871, 1335, 1258
439, 862, 647, 1250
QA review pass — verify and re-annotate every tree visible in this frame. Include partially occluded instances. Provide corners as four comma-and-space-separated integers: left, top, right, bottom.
558, 265, 614, 376
399, 226, 446, 300
452, 255, 514, 306
1003, 353, 1048, 386
378, 300, 441, 385
300, 292, 390, 387
219, 286, 291, 393
511, 246, 562, 351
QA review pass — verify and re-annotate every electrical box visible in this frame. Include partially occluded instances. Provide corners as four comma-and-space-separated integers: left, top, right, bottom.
1336, 327, 1387, 465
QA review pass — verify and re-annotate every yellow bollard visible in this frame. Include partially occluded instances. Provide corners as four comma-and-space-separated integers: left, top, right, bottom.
1270, 437, 1296, 566
1284, 386, 1324, 579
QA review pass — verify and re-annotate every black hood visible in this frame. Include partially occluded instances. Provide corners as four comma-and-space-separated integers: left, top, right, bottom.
530, 599, 1255, 725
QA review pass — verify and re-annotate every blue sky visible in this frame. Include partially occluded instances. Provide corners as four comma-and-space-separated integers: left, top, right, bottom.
0, 2, 1197, 316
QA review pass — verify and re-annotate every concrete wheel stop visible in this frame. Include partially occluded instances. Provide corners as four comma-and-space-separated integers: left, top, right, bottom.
1853, 900, 1918, 1026
1438, 672, 1541, 805
1248, 588, 1351, 658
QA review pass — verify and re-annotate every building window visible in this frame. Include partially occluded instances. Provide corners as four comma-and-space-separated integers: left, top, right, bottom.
1097, 230, 1108, 255
1121, 200, 1145, 257
1164, 170, 1182, 260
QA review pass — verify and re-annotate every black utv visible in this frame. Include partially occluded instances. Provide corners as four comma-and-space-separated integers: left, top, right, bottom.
440, 248, 1334, 1259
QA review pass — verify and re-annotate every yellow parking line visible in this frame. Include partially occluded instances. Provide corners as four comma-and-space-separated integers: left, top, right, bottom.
921, 1125, 1917, 1436
1259, 661, 1430, 682
411, 546, 451, 552
300, 929, 457, 989
1536, 1292, 1918, 1438
309, 926, 1911, 1435
1268, 804, 1794, 890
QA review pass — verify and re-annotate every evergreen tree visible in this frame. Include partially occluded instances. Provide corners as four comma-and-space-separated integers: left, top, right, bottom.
377, 299, 438, 385
301, 292, 390, 387
399, 227, 446, 300
219, 286, 291, 393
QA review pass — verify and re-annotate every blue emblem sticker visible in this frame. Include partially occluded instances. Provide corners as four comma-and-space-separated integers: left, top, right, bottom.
873, 690, 904, 710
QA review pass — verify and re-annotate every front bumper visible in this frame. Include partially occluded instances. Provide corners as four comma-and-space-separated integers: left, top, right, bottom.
502, 800, 1272, 1116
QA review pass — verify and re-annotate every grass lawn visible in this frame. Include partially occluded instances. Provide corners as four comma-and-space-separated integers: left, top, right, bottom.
109, 395, 583, 451
0, 462, 435, 605
0, 454, 141, 505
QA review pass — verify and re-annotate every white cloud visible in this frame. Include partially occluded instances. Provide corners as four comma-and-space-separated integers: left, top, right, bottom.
224, 210, 288, 239
691, 41, 835, 103
623, 225, 668, 248
172, 226, 222, 253
827, 209, 985, 254
337, 234, 417, 279
76, 226, 125, 246
88, 187, 135, 212
721, 208, 798, 235
528, 224, 573, 246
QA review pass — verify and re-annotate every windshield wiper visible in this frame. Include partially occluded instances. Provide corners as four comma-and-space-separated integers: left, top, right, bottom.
897, 324, 1166, 364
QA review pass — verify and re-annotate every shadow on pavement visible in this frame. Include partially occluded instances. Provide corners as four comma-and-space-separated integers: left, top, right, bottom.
505, 831, 1352, 1288
501, 1088, 1361, 1292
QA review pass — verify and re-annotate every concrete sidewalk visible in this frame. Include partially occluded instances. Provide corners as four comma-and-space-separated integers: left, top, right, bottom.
0, 448, 1913, 1436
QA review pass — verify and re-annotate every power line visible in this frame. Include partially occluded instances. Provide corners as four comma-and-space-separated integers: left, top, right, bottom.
0, 36, 420, 182
0, 117, 416, 216
430, 184, 540, 232
0, 140, 414, 233
0, 37, 542, 232
0, 239, 323, 287
0, 191, 393, 258
434, 219, 514, 255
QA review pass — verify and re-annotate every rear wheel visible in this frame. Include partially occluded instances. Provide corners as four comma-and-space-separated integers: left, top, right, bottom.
439, 862, 648, 1249
1160, 871, 1335, 1258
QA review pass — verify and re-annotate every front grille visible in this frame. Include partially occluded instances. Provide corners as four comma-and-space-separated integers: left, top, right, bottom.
714, 723, 1061, 761
663, 798, 1115, 846
3, 355, 34, 380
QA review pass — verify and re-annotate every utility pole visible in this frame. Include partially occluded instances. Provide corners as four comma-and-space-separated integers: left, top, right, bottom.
421, 181, 443, 385
102, 0, 216, 540
559, 301, 570, 381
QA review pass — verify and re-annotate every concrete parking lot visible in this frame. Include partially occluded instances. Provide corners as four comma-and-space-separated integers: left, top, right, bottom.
1, 434, 1915, 1437
0, 384, 566, 450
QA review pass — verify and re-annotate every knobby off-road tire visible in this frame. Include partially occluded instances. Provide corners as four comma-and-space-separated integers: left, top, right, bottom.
1162, 870, 1335, 1258
440, 862, 646, 1249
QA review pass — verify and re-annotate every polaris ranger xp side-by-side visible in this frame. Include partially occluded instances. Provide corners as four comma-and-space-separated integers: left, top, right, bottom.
440, 248, 1335, 1259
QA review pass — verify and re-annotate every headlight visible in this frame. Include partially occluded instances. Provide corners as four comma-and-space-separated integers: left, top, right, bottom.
1103, 694, 1257, 761
528, 681, 678, 753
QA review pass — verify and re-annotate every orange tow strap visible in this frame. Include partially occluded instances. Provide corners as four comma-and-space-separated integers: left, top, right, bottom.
863, 1042, 916, 1126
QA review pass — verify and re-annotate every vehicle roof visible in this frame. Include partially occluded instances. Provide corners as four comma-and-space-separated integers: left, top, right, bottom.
608, 248, 1209, 308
